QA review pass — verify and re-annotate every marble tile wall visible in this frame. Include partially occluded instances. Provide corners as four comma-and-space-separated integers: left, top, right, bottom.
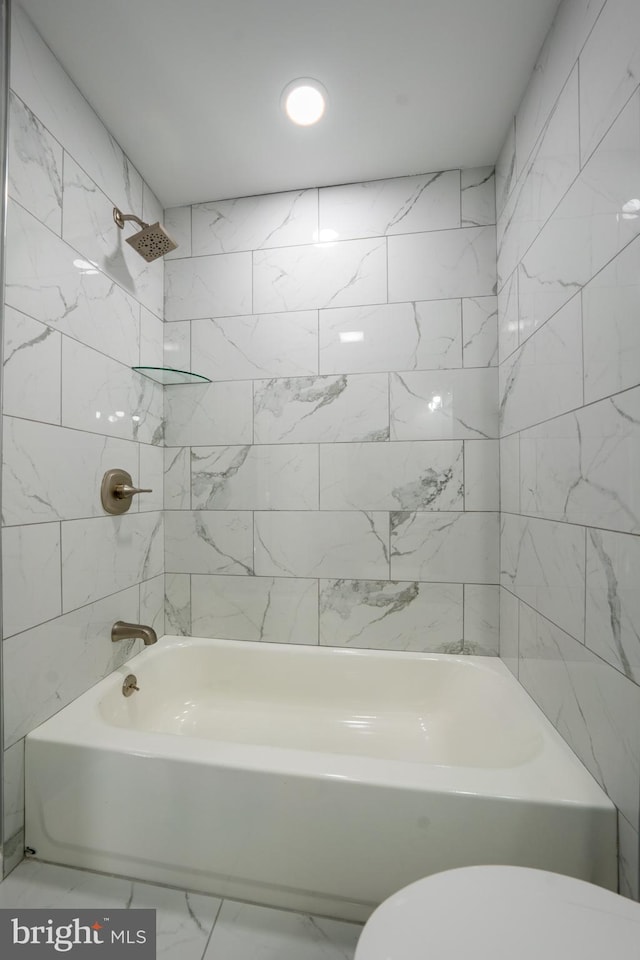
496, 0, 640, 898
164, 169, 499, 657
1, 5, 165, 873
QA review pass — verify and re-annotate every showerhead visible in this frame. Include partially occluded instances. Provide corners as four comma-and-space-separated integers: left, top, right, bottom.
113, 207, 178, 262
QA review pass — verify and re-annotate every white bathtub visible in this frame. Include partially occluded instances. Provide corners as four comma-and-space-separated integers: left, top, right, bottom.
25, 636, 617, 921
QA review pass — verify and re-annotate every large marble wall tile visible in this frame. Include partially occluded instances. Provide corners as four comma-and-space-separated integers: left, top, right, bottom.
586, 529, 640, 684
3, 585, 140, 749
192, 189, 318, 254
499, 434, 520, 515
518, 606, 640, 827
391, 369, 498, 440
462, 296, 498, 367
2, 522, 61, 638
497, 268, 519, 362
579, 0, 640, 162
499, 295, 583, 436
191, 311, 318, 381
518, 90, 640, 337
388, 226, 496, 303
254, 373, 389, 443
5, 200, 141, 366
500, 513, 585, 641
163, 205, 192, 260
163, 380, 253, 447
165, 511, 253, 576
499, 588, 520, 676
495, 119, 516, 219
164, 447, 191, 510
618, 814, 640, 901
583, 236, 640, 405
61, 338, 164, 446
191, 575, 319, 644
461, 167, 496, 227
3, 307, 61, 423
3, 417, 138, 525
519, 387, 640, 533
254, 511, 389, 579
138, 443, 164, 513
464, 584, 499, 654
319, 440, 463, 511
11, 4, 143, 216
163, 319, 191, 371
139, 306, 164, 367
319, 171, 461, 240
464, 440, 499, 511
319, 300, 462, 375
164, 252, 252, 321
498, 67, 580, 287
192, 444, 319, 510
514, 0, 606, 178
61, 512, 163, 612
390, 511, 499, 583
139, 573, 165, 641
164, 574, 191, 636
3, 741, 24, 848
319, 579, 463, 652
253, 237, 387, 313
8, 92, 62, 232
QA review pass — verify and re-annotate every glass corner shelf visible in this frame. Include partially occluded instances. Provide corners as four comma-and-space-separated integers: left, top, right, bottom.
132, 366, 211, 386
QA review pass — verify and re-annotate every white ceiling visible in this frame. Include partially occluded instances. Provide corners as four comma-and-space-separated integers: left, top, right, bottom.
18, 0, 561, 208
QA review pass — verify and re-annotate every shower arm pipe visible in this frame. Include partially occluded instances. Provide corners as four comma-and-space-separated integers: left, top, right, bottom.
113, 207, 148, 231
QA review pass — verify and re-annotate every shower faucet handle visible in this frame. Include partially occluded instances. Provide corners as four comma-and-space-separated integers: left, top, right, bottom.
101, 468, 152, 515
114, 482, 153, 499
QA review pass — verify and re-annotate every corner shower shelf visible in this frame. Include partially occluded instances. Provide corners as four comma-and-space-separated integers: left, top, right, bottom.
132, 366, 211, 385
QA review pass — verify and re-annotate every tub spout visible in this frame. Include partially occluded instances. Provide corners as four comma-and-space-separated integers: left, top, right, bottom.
111, 621, 158, 646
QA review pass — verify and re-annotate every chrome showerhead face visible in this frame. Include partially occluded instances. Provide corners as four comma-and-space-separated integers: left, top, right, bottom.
125, 222, 178, 262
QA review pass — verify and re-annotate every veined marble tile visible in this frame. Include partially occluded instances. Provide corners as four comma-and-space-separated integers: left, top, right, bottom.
495, 119, 516, 219
497, 269, 519, 363
320, 440, 463, 511
519, 386, 640, 533
618, 814, 640, 901
202, 898, 361, 960
514, 0, 606, 178
464, 584, 499, 655
164, 251, 252, 321
191, 311, 318, 381
2, 522, 61, 638
3, 741, 25, 846
583, 236, 640, 404
192, 444, 319, 510
9, 91, 62, 232
61, 512, 163, 612
462, 296, 498, 367
586, 529, 640, 683
3, 417, 138, 525
500, 435, 520, 515
390, 369, 498, 441
163, 205, 192, 260
11, 4, 143, 215
140, 573, 165, 641
61, 338, 164, 446
518, 605, 640, 828
253, 237, 387, 313
461, 167, 495, 227
191, 575, 319, 644
579, 0, 640, 162
163, 319, 191, 371
163, 380, 253, 447
3, 307, 61, 423
138, 443, 164, 512
319, 300, 462, 375
62, 155, 163, 318
390, 511, 499, 584
500, 513, 585, 641
5, 200, 141, 366
499, 295, 583, 436
498, 67, 580, 288
319, 171, 461, 240
388, 226, 496, 303
192, 189, 318, 254
139, 305, 164, 367
3, 581, 140, 749
254, 374, 389, 444
319, 579, 463, 652
499, 588, 520, 676
165, 573, 191, 636
164, 447, 191, 509
254, 511, 389, 579
518, 90, 640, 337
464, 440, 499, 511
165, 511, 253, 576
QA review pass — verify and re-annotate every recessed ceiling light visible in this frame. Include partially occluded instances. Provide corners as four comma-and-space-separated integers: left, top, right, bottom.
282, 78, 327, 126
